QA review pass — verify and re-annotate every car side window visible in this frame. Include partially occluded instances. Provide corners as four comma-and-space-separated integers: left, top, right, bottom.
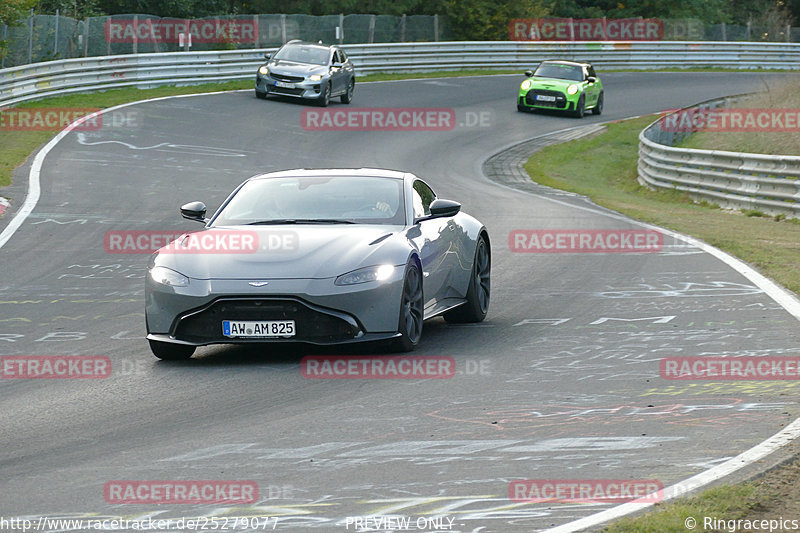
333, 50, 343, 64
412, 180, 436, 219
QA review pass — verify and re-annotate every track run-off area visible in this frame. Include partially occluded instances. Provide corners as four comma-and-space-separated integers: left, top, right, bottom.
2, 72, 800, 532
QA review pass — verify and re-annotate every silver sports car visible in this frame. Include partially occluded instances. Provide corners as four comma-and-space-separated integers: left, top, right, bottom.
145, 168, 490, 360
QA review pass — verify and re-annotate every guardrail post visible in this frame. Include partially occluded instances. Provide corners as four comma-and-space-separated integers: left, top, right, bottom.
434, 14, 438, 41
400, 14, 406, 42
28, 10, 34, 64
106, 16, 110, 55
83, 19, 89, 57
133, 14, 138, 54
787, 24, 791, 42
280, 14, 286, 43
368, 15, 375, 44
54, 9, 59, 56
253, 14, 259, 48
338, 13, 344, 43
721, 22, 726, 41
746, 19, 751, 40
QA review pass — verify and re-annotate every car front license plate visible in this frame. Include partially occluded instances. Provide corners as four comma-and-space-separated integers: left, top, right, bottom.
274, 81, 295, 89
536, 94, 557, 102
223, 320, 295, 338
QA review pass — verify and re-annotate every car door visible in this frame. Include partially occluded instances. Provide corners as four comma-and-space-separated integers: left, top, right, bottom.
584, 65, 600, 107
329, 49, 346, 94
407, 179, 451, 310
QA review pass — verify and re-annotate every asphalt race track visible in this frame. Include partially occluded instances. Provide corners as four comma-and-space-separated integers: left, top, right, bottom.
2, 72, 800, 532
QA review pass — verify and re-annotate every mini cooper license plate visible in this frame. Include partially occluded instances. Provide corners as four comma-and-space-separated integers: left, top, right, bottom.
274, 81, 295, 89
536, 94, 557, 102
223, 320, 296, 338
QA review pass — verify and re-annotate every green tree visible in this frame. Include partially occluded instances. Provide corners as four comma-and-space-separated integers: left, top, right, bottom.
1, 0, 36, 60
443, 0, 551, 40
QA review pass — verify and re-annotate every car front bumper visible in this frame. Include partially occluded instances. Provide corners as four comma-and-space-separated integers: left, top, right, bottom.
518, 89, 578, 111
256, 74, 324, 100
145, 273, 404, 346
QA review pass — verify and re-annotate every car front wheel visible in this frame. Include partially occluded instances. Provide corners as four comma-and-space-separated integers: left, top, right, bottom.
573, 94, 585, 118
341, 79, 354, 104
255, 89, 266, 100
317, 84, 330, 107
149, 339, 195, 360
394, 261, 423, 352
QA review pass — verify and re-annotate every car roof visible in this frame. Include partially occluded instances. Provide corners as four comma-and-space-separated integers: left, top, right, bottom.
539, 59, 591, 68
283, 40, 336, 50
247, 168, 410, 181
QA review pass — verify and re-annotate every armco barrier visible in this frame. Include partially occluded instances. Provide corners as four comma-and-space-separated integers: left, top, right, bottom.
638, 96, 800, 217
2, 41, 800, 107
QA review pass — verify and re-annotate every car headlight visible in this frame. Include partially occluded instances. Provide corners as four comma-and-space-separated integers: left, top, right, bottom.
258, 65, 269, 76
521, 80, 532, 90
149, 266, 189, 287
567, 84, 579, 95
308, 74, 323, 81
335, 264, 395, 286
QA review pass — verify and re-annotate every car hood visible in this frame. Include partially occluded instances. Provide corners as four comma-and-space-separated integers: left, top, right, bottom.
267, 60, 328, 76
154, 225, 405, 280
528, 77, 582, 90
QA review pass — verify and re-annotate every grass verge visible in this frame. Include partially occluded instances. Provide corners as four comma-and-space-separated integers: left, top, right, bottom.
525, 115, 800, 295
524, 115, 800, 530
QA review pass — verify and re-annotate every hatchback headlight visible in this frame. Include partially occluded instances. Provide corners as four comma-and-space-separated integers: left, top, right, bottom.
258, 65, 269, 76
567, 84, 579, 95
335, 265, 395, 286
149, 266, 189, 287
521, 80, 532, 90
308, 74, 323, 81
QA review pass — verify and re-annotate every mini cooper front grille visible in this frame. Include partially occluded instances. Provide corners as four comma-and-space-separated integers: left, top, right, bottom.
526, 89, 567, 108
270, 72, 305, 83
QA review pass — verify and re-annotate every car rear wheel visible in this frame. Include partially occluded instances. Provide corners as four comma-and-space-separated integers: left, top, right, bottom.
255, 90, 267, 100
341, 79, 354, 104
394, 261, 423, 352
317, 84, 330, 107
572, 94, 585, 118
444, 236, 490, 323
592, 91, 604, 115
149, 339, 195, 360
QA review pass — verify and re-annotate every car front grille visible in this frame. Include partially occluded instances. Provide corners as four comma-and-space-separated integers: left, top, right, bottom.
271, 72, 305, 83
269, 86, 305, 96
173, 297, 362, 344
526, 89, 567, 108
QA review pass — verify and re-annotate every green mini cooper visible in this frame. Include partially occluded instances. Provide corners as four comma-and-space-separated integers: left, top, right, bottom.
517, 60, 603, 118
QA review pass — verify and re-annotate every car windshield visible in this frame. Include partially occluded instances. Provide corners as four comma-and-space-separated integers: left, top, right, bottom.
272, 45, 330, 66
533, 63, 585, 82
211, 176, 406, 226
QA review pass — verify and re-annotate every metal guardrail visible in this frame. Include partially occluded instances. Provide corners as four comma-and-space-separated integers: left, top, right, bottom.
638, 96, 800, 217
2, 41, 800, 107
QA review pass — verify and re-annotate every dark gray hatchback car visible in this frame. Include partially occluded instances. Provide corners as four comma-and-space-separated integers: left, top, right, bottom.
255, 40, 355, 107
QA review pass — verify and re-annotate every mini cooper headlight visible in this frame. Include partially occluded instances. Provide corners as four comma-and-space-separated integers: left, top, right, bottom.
335, 264, 395, 286
567, 84, 579, 95
258, 65, 269, 76
308, 74, 323, 81
149, 266, 189, 287
521, 80, 532, 90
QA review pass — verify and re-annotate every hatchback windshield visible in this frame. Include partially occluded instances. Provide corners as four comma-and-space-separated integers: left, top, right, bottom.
273, 45, 330, 66
212, 176, 406, 226
533, 63, 584, 82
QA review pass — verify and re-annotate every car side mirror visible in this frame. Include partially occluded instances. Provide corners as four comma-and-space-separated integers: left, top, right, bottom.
587, 76, 597, 83
263, 53, 271, 60
429, 198, 461, 218
180, 201, 207, 223
524, 70, 533, 77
